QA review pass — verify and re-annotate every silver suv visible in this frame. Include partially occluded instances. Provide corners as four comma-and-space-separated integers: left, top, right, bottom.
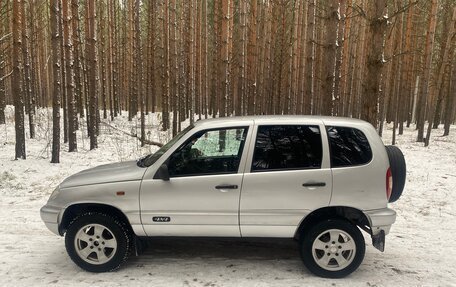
41, 116, 406, 278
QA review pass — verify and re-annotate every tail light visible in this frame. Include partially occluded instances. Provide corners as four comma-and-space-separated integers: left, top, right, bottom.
386, 167, 393, 201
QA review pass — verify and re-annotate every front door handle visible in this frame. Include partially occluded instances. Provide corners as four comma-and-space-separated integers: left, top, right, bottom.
215, 184, 238, 190
302, 182, 326, 187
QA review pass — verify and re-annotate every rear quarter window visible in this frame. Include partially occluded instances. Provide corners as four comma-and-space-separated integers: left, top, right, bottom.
326, 126, 372, 168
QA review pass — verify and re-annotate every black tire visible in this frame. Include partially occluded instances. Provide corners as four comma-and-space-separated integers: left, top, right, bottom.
300, 219, 365, 278
385, 145, 406, 203
65, 212, 131, 272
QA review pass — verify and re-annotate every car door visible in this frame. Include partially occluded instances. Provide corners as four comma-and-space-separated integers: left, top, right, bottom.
140, 125, 252, 237
240, 122, 332, 237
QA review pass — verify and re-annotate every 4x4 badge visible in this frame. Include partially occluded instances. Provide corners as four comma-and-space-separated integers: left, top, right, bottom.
153, 216, 171, 222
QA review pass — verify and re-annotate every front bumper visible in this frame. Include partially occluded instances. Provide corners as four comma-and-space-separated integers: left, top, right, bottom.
364, 208, 396, 236
40, 204, 64, 236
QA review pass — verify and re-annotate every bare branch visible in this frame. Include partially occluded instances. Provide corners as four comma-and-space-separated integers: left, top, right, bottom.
383, 48, 423, 63
350, 4, 367, 20
350, 1, 419, 21
0, 32, 12, 42
101, 121, 164, 147
387, 0, 420, 20
0, 70, 13, 81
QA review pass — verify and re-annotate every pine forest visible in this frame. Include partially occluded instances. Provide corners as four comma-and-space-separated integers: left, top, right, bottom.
0, 0, 456, 162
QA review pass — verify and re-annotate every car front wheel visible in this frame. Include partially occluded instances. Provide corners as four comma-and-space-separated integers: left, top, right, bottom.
65, 212, 131, 272
300, 219, 365, 278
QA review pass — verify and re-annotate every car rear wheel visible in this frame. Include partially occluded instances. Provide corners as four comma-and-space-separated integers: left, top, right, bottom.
65, 212, 131, 272
300, 219, 365, 278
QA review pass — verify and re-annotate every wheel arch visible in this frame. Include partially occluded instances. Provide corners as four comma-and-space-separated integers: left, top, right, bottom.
294, 206, 371, 239
59, 203, 133, 236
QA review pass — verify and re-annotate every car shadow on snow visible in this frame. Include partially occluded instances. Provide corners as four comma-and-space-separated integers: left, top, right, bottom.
139, 237, 299, 260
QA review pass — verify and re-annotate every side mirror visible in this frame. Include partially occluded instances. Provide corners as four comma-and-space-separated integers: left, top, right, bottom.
154, 164, 170, 181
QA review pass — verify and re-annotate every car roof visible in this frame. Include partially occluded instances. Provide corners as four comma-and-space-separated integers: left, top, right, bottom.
193, 115, 369, 128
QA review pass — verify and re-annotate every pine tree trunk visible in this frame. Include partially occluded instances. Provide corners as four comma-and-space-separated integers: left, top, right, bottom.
170, 0, 179, 136
13, 0, 26, 159
391, 4, 404, 145
57, 0, 68, 144
340, 0, 353, 116
443, 59, 456, 136
86, 0, 99, 150
424, 6, 456, 146
50, 0, 61, 163
258, 3, 271, 115
416, 0, 438, 142
144, 2, 151, 115
72, 0, 84, 120
127, 1, 135, 120
29, 2, 39, 114
296, 0, 307, 115
120, 3, 128, 115
0, 57, 5, 123
99, 1, 108, 120
237, 0, 246, 115
162, 0, 170, 130
320, 1, 339, 116
303, 0, 315, 115
179, 2, 187, 127
432, 6, 456, 130
352, 10, 368, 118
0, 4, 6, 125
407, 13, 420, 127
333, 0, 347, 116
361, 0, 388, 128
112, 1, 120, 116
0, 77, 5, 124
188, 0, 195, 122
246, 0, 257, 115
344, 14, 359, 117
63, 0, 77, 152
286, 1, 298, 115
270, 4, 280, 114
20, 0, 34, 139
202, 0, 208, 118
399, 3, 415, 134
264, 4, 273, 114
195, 0, 202, 119
313, 9, 324, 115
107, 0, 114, 121
131, 0, 137, 122
220, 0, 231, 117
211, 1, 219, 118
131, 0, 144, 146
40, 16, 49, 108
382, 18, 395, 125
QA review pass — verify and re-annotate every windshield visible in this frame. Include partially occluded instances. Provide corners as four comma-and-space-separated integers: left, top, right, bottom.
140, 124, 194, 167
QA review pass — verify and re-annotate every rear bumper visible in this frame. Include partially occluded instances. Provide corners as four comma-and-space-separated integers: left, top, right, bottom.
364, 208, 396, 236
40, 204, 64, 236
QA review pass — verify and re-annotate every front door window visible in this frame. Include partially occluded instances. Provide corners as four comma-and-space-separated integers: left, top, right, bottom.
168, 127, 249, 177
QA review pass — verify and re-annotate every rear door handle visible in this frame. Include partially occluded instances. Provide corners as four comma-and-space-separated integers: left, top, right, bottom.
215, 184, 238, 190
302, 182, 326, 187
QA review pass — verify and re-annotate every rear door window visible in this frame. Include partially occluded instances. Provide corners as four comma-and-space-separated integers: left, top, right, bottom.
252, 125, 323, 172
326, 126, 372, 168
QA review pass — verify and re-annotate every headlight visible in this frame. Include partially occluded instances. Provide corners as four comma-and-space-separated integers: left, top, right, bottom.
49, 185, 60, 201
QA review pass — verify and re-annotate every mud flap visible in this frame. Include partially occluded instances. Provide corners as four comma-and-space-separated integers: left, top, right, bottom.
372, 230, 385, 252
134, 236, 148, 256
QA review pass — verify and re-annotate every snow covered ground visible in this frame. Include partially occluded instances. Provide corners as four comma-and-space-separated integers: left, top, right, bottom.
1, 106, 455, 287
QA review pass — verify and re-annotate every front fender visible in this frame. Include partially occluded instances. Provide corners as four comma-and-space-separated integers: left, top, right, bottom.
49, 180, 143, 236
